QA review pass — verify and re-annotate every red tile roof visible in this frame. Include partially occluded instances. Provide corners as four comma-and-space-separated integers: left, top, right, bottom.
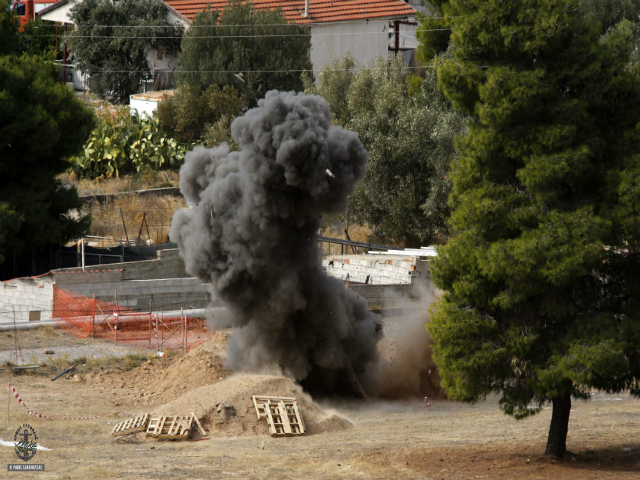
164, 0, 415, 25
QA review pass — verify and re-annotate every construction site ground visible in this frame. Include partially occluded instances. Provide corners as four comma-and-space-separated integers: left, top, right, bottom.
0, 343, 638, 479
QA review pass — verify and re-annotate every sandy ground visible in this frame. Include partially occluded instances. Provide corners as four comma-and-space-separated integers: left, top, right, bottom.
0, 362, 638, 479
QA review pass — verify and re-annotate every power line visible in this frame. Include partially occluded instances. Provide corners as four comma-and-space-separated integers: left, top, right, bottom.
50, 28, 450, 39
57, 65, 435, 74
68, 17, 456, 28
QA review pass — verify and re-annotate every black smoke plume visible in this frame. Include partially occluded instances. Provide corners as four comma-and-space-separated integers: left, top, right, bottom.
170, 91, 380, 396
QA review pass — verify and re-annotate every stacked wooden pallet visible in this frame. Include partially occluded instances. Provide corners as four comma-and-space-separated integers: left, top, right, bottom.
110, 412, 206, 440
111, 414, 149, 437
252, 396, 305, 436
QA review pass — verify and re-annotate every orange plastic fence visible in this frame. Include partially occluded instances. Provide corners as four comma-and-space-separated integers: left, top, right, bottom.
52, 286, 213, 352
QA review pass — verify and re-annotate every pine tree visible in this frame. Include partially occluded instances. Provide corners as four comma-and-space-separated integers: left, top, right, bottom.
0, 0, 20, 56
427, 0, 640, 456
0, 55, 94, 266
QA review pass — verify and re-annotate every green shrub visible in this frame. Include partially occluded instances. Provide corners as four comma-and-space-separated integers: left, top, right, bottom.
157, 83, 243, 144
70, 103, 186, 179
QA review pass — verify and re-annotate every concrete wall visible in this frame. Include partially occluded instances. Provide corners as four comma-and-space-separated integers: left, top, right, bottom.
0, 276, 55, 322
130, 98, 159, 118
52, 249, 209, 310
322, 254, 430, 285
61, 278, 212, 310
310, 20, 390, 72
53, 248, 187, 283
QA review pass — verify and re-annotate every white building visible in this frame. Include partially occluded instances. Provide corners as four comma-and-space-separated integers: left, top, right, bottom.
40, 0, 417, 112
38, 0, 188, 91
164, 0, 417, 73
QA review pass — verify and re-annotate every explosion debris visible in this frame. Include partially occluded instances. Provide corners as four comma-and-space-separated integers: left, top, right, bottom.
170, 91, 380, 396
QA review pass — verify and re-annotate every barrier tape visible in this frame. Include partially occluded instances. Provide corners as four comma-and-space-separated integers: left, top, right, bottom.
7, 382, 133, 420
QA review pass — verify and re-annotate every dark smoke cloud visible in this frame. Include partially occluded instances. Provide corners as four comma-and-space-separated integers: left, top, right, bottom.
170, 91, 380, 395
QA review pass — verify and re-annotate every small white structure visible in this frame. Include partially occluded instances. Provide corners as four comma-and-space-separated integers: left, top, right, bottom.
0, 275, 54, 323
322, 252, 432, 285
129, 90, 175, 117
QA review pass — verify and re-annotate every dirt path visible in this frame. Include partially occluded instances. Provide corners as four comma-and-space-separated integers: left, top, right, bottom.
0, 365, 638, 479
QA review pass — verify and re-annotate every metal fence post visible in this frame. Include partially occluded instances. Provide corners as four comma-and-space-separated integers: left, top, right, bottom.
91, 293, 95, 339
114, 290, 118, 346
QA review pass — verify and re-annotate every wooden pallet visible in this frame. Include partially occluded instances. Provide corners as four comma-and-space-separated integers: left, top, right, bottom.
252, 396, 305, 436
111, 414, 149, 437
146, 415, 193, 440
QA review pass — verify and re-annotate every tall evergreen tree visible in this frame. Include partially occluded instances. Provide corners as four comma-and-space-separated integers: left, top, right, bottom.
427, 0, 640, 457
177, 0, 312, 108
0, 0, 20, 55
0, 55, 94, 266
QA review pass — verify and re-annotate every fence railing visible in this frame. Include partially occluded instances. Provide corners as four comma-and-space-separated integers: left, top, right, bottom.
0, 287, 214, 366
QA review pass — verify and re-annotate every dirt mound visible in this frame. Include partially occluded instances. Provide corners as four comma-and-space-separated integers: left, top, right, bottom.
140, 330, 232, 404
84, 330, 232, 406
153, 374, 353, 437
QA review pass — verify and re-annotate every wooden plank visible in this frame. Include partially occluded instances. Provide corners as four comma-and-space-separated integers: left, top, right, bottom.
112, 414, 150, 437
264, 404, 278, 436
253, 395, 297, 400
156, 416, 167, 436
293, 403, 305, 434
252, 396, 263, 419
278, 401, 292, 435
167, 417, 178, 436
192, 412, 207, 436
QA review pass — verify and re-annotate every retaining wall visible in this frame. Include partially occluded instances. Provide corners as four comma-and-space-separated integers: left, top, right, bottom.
322, 254, 430, 285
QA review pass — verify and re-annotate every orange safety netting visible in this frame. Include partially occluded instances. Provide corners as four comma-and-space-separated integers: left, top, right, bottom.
52, 286, 213, 352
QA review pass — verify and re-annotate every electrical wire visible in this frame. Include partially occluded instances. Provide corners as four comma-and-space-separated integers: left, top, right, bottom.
55, 65, 435, 73
68, 17, 456, 28
44, 27, 451, 39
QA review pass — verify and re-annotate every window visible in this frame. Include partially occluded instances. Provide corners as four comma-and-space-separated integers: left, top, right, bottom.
15, 3, 25, 15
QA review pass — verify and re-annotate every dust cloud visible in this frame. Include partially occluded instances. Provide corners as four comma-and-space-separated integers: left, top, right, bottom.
170, 91, 381, 396
361, 284, 443, 399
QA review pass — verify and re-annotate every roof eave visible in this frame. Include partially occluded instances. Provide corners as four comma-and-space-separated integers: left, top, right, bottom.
37, 0, 71, 19
156, 0, 192, 26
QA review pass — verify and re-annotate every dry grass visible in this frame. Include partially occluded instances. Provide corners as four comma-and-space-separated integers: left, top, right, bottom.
84, 194, 187, 246
60, 170, 180, 196
56, 172, 186, 247
0, 357, 639, 479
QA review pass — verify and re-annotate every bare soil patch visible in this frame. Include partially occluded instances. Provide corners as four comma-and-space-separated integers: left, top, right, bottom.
154, 374, 353, 437
0, 335, 638, 479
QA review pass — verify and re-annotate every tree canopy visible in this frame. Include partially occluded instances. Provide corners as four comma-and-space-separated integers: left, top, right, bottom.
306, 55, 466, 247
177, 0, 312, 107
65, 0, 181, 104
0, 0, 20, 56
0, 54, 94, 266
157, 83, 243, 145
21, 17, 60, 59
426, 0, 640, 457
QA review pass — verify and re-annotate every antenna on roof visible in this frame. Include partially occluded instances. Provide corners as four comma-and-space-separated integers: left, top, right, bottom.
303, 0, 310, 18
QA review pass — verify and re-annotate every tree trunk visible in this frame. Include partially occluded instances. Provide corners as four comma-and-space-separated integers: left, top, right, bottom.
545, 394, 571, 456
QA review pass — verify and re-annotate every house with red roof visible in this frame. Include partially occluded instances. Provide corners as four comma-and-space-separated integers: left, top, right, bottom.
40, 0, 418, 97
164, 0, 418, 71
